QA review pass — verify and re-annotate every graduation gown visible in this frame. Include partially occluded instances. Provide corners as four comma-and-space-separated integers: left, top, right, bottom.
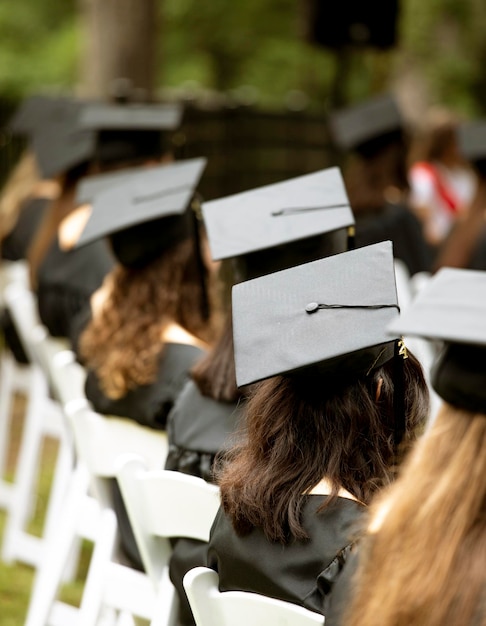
207, 496, 365, 617
1, 197, 49, 261
165, 380, 244, 481
36, 238, 114, 338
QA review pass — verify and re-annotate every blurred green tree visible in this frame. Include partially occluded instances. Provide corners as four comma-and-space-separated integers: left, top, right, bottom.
0, 0, 485, 116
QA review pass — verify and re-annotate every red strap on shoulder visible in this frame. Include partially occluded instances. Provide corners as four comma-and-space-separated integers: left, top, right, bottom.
414, 161, 459, 214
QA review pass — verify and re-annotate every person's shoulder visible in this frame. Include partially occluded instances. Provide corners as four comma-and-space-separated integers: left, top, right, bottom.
162, 323, 209, 352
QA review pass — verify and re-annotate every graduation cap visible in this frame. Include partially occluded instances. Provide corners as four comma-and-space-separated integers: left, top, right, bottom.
232, 241, 399, 388
387, 267, 486, 413
202, 167, 355, 278
75, 164, 154, 205
31, 101, 183, 179
329, 94, 403, 153
79, 102, 182, 131
7, 94, 79, 136
74, 158, 207, 268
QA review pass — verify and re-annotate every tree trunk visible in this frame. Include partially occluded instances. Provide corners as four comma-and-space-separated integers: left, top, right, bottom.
78, 0, 159, 101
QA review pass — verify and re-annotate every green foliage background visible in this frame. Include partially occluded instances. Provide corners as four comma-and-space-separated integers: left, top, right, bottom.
1, 0, 486, 113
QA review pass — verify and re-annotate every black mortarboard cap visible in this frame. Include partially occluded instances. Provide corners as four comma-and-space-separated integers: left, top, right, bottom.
78, 102, 183, 131
75, 158, 206, 267
232, 241, 399, 387
75, 164, 154, 205
329, 94, 403, 152
32, 100, 95, 179
7, 94, 78, 136
202, 167, 354, 264
32, 101, 183, 179
387, 267, 486, 413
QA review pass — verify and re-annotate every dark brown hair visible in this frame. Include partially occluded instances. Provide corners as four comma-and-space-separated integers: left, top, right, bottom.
344, 403, 486, 626
344, 135, 410, 214
191, 312, 241, 403
79, 237, 210, 399
217, 351, 429, 543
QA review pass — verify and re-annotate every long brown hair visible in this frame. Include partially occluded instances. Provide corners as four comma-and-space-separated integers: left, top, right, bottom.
344, 403, 486, 626
218, 351, 429, 543
191, 310, 241, 403
79, 237, 210, 400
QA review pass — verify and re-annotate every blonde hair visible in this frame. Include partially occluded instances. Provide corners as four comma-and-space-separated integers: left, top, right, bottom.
344, 403, 486, 626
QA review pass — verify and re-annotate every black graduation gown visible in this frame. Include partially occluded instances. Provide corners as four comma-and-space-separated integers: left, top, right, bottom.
1, 197, 49, 261
80, 342, 206, 571
207, 496, 365, 617
165, 380, 244, 481
85, 344, 205, 430
164, 380, 244, 626
355, 201, 434, 276
36, 238, 114, 338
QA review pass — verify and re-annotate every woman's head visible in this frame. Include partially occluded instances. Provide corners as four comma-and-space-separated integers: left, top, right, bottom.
343, 131, 410, 214
409, 107, 466, 166
79, 234, 211, 399
218, 348, 429, 543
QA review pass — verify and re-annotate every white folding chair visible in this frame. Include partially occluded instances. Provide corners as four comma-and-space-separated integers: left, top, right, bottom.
115, 457, 221, 626
183, 567, 325, 626
24, 403, 169, 626
0, 260, 31, 510
1, 282, 71, 568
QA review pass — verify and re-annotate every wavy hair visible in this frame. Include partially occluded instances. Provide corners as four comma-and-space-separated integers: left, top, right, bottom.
79, 237, 210, 400
344, 403, 486, 626
217, 351, 429, 543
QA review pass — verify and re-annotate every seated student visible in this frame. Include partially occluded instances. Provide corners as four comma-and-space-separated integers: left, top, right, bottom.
28, 98, 183, 338
328, 267, 486, 626
329, 94, 434, 276
408, 106, 476, 248
166, 166, 356, 625
71, 158, 212, 427
433, 119, 486, 271
207, 241, 430, 617
67, 159, 213, 570
0, 150, 59, 363
0, 151, 59, 262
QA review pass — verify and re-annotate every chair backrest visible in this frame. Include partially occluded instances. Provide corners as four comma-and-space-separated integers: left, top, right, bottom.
0, 260, 29, 302
31, 329, 86, 407
183, 567, 325, 626
116, 457, 220, 585
66, 406, 169, 480
4, 282, 43, 363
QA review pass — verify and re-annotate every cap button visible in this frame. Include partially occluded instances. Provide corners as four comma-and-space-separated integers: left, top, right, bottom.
305, 302, 319, 313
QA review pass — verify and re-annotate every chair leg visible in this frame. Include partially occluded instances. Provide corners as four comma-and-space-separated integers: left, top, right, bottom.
150, 569, 179, 626
1, 367, 48, 565
23, 463, 92, 626
77, 507, 119, 626
0, 352, 17, 510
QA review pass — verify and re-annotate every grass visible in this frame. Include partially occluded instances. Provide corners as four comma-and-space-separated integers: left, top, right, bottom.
0, 390, 89, 625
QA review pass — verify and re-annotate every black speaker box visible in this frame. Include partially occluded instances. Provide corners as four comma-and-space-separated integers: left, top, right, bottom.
304, 0, 400, 50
